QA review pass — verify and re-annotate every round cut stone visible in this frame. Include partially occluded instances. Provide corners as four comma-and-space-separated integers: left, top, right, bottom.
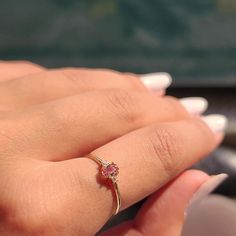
101, 162, 119, 179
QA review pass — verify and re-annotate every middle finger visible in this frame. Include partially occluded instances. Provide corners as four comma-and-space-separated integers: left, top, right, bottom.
0, 89, 203, 161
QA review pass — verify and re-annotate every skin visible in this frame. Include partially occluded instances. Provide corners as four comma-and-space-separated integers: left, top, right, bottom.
0, 61, 221, 236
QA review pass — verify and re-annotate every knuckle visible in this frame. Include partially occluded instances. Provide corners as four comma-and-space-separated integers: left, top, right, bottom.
148, 125, 184, 175
104, 89, 138, 124
57, 68, 90, 88
58, 68, 79, 81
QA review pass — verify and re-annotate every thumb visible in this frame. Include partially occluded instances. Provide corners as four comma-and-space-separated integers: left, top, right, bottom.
100, 170, 210, 236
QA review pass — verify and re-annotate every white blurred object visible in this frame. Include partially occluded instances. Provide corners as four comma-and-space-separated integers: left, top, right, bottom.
182, 195, 236, 236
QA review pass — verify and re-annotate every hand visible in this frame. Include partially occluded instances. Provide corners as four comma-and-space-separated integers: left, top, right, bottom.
0, 61, 226, 235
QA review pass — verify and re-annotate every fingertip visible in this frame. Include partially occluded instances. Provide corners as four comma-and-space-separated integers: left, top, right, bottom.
133, 170, 210, 236
201, 114, 228, 134
161, 170, 210, 202
215, 133, 225, 145
180, 170, 210, 186
197, 115, 227, 149
139, 72, 172, 92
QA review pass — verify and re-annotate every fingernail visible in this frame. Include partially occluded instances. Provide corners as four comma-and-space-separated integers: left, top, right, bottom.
186, 173, 228, 215
140, 72, 172, 91
180, 97, 208, 115
202, 114, 228, 133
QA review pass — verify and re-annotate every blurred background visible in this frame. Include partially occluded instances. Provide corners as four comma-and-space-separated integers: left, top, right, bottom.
0, 0, 236, 233
0, 0, 236, 87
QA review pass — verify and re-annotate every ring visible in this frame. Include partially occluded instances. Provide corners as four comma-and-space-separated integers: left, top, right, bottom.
86, 153, 121, 215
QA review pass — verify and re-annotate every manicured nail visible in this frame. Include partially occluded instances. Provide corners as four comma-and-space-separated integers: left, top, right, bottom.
186, 173, 228, 215
140, 72, 172, 91
180, 97, 208, 115
202, 114, 228, 133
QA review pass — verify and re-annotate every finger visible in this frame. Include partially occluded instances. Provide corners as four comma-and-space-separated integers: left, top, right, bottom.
0, 68, 171, 110
100, 170, 210, 236
0, 60, 45, 82
0, 90, 192, 160
57, 116, 226, 234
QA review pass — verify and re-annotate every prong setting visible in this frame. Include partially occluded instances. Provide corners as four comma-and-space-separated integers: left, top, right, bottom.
101, 161, 119, 182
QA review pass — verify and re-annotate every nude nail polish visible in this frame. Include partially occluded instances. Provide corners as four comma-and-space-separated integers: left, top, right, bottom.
140, 72, 172, 91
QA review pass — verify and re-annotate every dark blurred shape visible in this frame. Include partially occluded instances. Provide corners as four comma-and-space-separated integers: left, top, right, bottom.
194, 147, 236, 196
170, 87, 236, 197
0, 0, 235, 86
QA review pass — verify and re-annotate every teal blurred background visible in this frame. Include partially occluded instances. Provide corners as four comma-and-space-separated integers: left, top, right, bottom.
0, 0, 236, 86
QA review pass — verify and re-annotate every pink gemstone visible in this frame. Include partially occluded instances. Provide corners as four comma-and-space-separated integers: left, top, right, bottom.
101, 163, 119, 178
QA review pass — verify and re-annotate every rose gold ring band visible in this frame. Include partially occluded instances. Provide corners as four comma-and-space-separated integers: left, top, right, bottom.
86, 153, 121, 215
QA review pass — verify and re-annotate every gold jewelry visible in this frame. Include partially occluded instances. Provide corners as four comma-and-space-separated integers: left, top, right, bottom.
87, 153, 121, 215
